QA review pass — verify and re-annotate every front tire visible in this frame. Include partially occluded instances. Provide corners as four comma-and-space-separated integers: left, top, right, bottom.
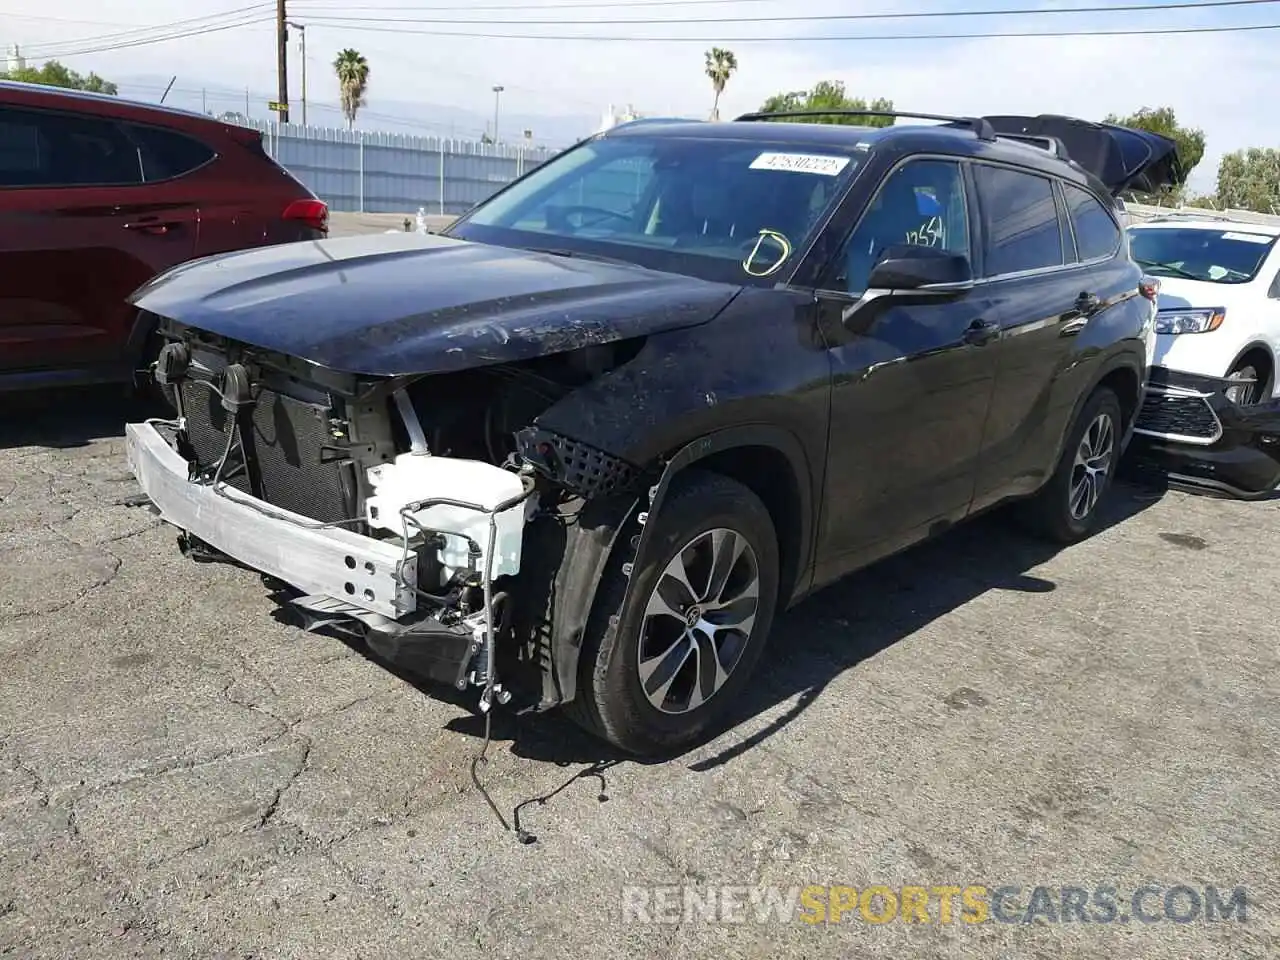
1019, 387, 1123, 544
569, 470, 780, 756
1225, 359, 1263, 406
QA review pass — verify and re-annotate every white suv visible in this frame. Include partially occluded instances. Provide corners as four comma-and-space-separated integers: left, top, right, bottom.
1126, 213, 1280, 498
1129, 215, 1280, 405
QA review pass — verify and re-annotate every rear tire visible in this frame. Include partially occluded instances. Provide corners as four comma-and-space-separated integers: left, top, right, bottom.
568, 469, 780, 756
1019, 387, 1123, 544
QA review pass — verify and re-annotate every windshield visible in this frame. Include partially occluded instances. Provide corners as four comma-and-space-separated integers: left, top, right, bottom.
447, 133, 865, 284
1128, 226, 1278, 284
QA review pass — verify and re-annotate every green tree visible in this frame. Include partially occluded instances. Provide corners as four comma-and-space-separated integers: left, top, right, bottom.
1216, 148, 1280, 214
759, 81, 894, 126
1103, 106, 1202, 201
704, 47, 738, 121
0, 60, 117, 94
333, 48, 370, 130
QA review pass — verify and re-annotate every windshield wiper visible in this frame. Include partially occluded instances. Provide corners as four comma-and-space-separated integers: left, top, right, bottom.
1134, 258, 1201, 281
526, 246, 638, 268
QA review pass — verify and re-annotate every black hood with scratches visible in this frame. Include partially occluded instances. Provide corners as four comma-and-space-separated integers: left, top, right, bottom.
129, 232, 742, 377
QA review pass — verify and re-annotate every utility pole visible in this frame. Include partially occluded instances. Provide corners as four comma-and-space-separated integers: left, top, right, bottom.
275, 0, 290, 123
491, 84, 504, 144
287, 20, 307, 126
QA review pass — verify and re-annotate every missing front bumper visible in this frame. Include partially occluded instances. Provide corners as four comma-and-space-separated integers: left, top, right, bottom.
126, 421, 418, 618
1130, 368, 1280, 499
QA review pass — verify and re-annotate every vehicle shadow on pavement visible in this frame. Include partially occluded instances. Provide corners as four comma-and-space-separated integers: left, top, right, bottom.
497, 478, 1170, 774
0, 387, 166, 450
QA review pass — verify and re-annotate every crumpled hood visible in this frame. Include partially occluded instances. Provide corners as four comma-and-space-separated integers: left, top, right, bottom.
129, 232, 741, 376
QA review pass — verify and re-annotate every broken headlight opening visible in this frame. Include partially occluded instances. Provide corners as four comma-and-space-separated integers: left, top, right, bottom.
132, 336, 578, 844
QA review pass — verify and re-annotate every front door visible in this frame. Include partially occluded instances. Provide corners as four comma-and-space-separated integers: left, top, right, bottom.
809, 157, 1000, 582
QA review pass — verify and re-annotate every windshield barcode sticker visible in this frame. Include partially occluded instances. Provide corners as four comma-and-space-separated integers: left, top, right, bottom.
1221, 231, 1273, 243
750, 152, 850, 176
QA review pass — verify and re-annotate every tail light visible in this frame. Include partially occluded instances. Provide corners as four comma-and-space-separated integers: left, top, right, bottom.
1139, 274, 1160, 301
283, 198, 329, 234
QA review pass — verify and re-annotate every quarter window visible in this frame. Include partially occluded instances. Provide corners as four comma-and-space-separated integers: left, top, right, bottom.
834, 158, 970, 294
125, 124, 215, 181
974, 164, 1063, 276
1063, 183, 1120, 261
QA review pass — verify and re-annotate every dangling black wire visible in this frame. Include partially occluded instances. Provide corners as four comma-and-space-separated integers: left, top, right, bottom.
470, 709, 537, 844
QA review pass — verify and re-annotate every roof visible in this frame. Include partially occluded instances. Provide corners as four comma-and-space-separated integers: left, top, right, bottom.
602, 117, 888, 147
601, 116, 1101, 190
0, 79, 219, 126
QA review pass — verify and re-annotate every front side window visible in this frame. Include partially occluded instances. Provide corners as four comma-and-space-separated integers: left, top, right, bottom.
450, 133, 865, 284
974, 164, 1063, 276
1064, 183, 1120, 261
834, 158, 970, 294
0, 107, 141, 188
1129, 226, 1278, 284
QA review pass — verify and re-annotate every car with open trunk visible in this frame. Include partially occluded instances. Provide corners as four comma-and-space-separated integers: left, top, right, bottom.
123, 110, 1174, 756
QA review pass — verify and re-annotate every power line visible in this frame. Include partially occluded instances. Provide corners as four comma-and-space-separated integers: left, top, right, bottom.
298, 0, 1280, 25
0, 13, 154, 28
294, 19, 1280, 41
19, 5, 274, 56
295, 0, 782, 9
21, 16, 277, 61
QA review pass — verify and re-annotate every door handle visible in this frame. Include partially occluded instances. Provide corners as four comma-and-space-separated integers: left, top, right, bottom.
1073, 291, 1102, 315
963, 318, 1000, 347
124, 219, 180, 235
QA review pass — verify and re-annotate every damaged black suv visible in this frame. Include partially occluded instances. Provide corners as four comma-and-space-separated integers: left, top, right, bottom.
125, 111, 1177, 755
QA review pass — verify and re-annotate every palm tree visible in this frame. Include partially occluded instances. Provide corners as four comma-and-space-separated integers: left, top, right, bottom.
333, 48, 370, 130
706, 48, 737, 122
704, 47, 738, 122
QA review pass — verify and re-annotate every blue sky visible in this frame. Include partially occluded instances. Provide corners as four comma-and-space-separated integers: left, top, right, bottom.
3, 0, 1278, 191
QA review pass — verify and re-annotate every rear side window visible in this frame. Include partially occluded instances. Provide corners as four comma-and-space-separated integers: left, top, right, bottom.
0, 107, 141, 187
125, 124, 216, 181
973, 164, 1063, 276
1063, 183, 1120, 261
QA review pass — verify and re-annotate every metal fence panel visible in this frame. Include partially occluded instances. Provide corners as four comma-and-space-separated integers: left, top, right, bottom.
251, 120, 558, 215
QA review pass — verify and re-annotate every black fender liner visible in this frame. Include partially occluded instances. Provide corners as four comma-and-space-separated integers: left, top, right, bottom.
1226, 340, 1276, 394
523, 423, 815, 711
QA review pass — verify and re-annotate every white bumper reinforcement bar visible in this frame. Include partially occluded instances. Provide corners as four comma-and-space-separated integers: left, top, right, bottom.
125, 422, 417, 619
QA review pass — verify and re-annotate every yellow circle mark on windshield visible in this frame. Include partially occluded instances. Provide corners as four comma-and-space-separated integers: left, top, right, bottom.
743, 229, 793, 278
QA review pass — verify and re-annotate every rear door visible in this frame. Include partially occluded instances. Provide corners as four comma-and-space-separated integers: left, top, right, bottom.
970, 164, 1129, 509
0, 106, 197, 378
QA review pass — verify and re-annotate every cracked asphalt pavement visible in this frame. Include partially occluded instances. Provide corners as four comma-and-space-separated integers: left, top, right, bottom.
1, 390, 1277, 960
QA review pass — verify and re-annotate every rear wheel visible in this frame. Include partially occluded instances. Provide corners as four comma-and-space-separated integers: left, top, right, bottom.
568, 470, 779, 756
1018, 387, 1123, 544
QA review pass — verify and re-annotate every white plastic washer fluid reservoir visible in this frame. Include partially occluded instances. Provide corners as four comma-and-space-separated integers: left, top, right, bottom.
365, 454, 527, 577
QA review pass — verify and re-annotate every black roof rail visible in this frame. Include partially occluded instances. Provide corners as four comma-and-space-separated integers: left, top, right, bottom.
733, 109, 996, 141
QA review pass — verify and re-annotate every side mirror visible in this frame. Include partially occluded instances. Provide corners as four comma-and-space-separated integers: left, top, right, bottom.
843, 245, 974, 327
867, 244, 974, 291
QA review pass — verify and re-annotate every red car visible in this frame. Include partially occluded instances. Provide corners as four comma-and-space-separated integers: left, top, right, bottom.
0, 80, 328, 391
